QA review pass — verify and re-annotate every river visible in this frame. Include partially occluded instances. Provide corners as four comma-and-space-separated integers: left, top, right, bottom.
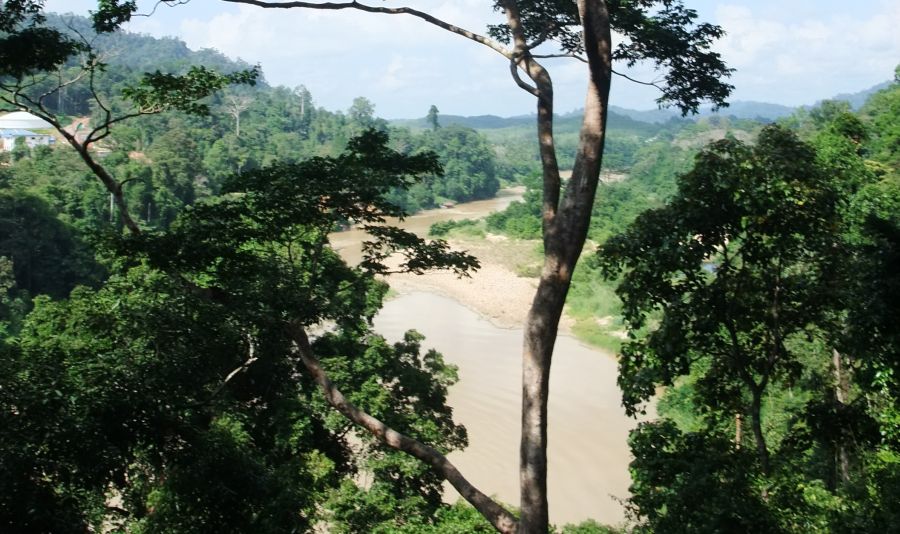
329, 187, 525, 265
332, 189, 640, 527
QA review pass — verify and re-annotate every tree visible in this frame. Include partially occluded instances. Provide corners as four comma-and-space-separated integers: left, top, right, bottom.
212, 1, 732, 531
1, 126, 485, 531
592, 91, 900, 531
421, 124, 499, 203
0, 191, 103, 300
3, 2, 731, 531
0, 0, 259, 234
294, 84, 315, 138
598, 126, 842, 477
427, 104, 440, 130
2, 4, 481, 530
348, 95, 378, 133
223, 91, 254, 137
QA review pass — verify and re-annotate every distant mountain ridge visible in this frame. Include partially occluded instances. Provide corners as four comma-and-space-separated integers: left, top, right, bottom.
818, 81, 891, 110
609, 100, 797, 124
397, 80, 893, 127
390, 109, 660, 136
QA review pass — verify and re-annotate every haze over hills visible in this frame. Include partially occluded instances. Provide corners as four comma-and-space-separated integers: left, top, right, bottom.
390, 110, 661, 136
395, 80, 892, 128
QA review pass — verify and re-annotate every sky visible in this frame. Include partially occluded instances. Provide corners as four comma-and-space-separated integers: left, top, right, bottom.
44, 0, 900, 119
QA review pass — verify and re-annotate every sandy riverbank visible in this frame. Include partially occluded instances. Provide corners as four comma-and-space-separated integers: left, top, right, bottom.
384, 236, 577, 333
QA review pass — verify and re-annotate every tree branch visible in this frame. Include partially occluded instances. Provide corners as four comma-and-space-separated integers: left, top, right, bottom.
499, 0, 560, 230
222, 0, 512, 59
509, 59, 539, 97
285, 322, 518, 534
532, 53, 587, 64
136, 0, 192, 18
0, 82, 143, 234
610, 68, 663, 90
203, 335, 259, 403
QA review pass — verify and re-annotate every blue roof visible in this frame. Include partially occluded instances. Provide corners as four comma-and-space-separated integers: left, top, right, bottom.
0, 129, 40, 138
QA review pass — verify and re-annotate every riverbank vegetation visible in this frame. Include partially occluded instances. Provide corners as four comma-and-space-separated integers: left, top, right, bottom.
473, 70, 900, 531
603, 80, 900, 531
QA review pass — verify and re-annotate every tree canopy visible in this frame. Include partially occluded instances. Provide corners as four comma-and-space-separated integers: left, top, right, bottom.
597, 85, 900, 530
0, 1, 739, 532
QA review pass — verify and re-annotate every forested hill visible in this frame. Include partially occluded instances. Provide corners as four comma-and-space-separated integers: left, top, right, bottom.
11, 13, 507, 222
0, 12, 512, 332
45, 12, 253, 75
43, 12, 258, 116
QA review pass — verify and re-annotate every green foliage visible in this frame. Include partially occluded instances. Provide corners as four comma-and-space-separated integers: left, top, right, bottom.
322, 332, 467, 533
5, 2, 895, 531
0, 191, 103, 300
588, 138, 692, 243
599, 125, 841, 416
427, 104, 440, 130
327, 498, 498, 533
1, 121, 480, 529
1, 13, 499, 227
429, 218, 482, 237
122, 65, 259, 116
598, 94, 900, 532
860, 68, 900, 171
0, 3, 82, 78
489, 0, 733, 114
565, 259, 626, 352
420, 124, 500, 203
628, 421, 776, 533
486, 173, 543, 238
557, 519, 621, 534
91, 0, 137, 33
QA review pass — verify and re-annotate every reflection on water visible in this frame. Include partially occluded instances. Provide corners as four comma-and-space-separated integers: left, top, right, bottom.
374, 292, 641, 527
329, 187, 524, 265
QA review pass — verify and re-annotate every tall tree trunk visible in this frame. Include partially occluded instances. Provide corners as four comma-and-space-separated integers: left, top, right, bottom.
750, 388, 771, 476
518, 2, 612, 532
833, 348, 851, 485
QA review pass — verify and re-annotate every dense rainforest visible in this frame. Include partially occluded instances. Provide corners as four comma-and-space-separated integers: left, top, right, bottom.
1, 2, 899, 533
473, 69, 900, 531
2, 12, 502, 229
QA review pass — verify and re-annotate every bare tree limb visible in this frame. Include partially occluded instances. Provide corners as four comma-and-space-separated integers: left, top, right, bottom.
222, 0, 512, 59
204, 335, 259, 402
509, 59, 539, 97
610, 68, 663, 89
285, 322, 518, 534
532, 53, 587, 63
136, 0, 192, 18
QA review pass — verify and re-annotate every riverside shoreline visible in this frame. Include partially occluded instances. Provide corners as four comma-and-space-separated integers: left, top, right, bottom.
334, 190, 637, 526
384, 241, 576, 335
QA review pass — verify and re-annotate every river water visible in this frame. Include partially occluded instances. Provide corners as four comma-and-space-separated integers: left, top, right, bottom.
332, 189, 640, 527
329, 187, 525, 265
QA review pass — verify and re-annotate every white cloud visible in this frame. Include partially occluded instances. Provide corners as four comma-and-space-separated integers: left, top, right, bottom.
715, 1, 900, 105
39, 1, 900, 116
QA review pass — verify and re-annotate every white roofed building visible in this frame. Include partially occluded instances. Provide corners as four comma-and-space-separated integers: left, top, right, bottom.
0, 111, 53, 130
0, 111, 56, 152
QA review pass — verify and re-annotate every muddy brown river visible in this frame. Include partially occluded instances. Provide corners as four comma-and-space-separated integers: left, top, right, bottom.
329, 187, 525, 265
332, 190, 642, 527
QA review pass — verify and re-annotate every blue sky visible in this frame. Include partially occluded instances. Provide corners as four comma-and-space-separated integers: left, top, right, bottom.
45, 0, 900, 118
